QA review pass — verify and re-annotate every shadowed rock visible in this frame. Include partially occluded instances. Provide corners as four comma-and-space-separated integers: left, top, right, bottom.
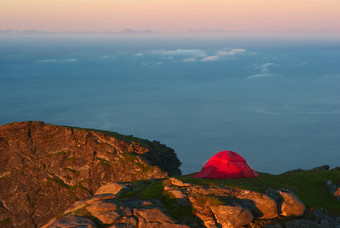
326, 180, 340, 200
266, 188, 305, 217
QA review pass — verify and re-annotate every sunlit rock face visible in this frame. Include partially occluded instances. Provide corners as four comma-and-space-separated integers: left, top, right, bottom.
43, 178, 310, 228
0, 121, 181, 227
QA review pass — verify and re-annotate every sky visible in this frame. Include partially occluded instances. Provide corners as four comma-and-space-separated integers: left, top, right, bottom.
0, 0, 340, 32
1, 0, 340, 34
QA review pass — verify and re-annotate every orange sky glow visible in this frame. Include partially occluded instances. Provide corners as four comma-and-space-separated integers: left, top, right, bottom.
1, 0, 339, 33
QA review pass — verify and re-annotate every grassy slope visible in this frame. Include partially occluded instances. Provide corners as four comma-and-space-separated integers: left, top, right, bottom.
178, 169, 340, 216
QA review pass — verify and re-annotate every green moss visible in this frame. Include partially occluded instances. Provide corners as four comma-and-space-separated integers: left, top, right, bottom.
196, 195, 224, 207
0, 217, 10, 225
70, 183, 87, 191
47, 176, 69, 188
142, 165, 155, 173
64, 168, 80, 175
120, 152, 138, 162
140, 182, 164, 199
67, 156, 75, 161
126, 180, 195, 224
161, 192, 196, 224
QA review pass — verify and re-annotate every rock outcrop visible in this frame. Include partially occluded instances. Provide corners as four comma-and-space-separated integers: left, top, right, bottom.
327, 180, 340, 200
43, 178, 310, 228
266, 188, 305, 217
43, 192, 190, 228
0, 121, 181, 227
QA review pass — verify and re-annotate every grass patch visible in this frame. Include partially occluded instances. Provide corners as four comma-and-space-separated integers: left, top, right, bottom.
117, 180, 155, 199
179, 169, 340, 216
140, 182, 164, 199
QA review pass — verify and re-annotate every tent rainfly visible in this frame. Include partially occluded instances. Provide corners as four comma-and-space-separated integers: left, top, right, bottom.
194, 151, 259, 179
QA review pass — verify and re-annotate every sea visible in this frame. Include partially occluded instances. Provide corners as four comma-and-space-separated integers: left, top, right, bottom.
1, 34, 340, 174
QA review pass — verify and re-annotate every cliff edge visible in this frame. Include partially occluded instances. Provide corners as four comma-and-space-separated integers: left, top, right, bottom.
0, 121, 181, 227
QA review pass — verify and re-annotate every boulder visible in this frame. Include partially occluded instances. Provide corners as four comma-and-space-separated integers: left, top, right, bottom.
237, 189, 278, 219
210, 204, 254, 228
86, 200, 132, 225
312, 165, 330, 171
266, 188, 305, 217
168, 178, 192, 187
279, 190, 305, 217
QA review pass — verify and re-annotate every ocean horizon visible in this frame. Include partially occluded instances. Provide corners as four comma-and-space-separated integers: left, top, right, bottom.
1, 35, 340, 174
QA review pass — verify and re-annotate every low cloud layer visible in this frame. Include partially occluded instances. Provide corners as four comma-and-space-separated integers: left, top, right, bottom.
40, 58, 78, 63
135, 47, 249, 64
255, 63, 279, 73
248, 73, 272, 79
152, 49, 206, 57
248, 62, 279, 79
201, 48, 247, 62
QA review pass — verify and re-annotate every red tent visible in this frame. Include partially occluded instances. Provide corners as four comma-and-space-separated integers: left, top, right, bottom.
194, 151, 259, 179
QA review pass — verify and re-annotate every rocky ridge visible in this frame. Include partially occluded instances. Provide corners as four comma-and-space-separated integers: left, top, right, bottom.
0, 121, 181, 227
1, 121, 339, 228
43, 177, 338, 228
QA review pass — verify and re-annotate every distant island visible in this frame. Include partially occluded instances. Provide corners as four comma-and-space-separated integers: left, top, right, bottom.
0, 29, 154, 36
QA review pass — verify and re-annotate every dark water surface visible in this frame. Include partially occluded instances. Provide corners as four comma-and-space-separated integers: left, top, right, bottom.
1, 36, 340, 174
